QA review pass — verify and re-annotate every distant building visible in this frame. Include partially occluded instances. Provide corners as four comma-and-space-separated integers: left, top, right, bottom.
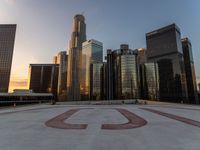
81, 39, 103, 100
101, 62, 107, 100
140, 63, 159, 100
53, 56, 58, 64
136, 48, 147, 65
106, 44, 139, 100
146, 24, 187, 103
28, 64, 59, 96
90, 62, 104, 100
56, 51, 68, 97
67, 14, 87, 101
106, 49, 114, 100
0, 24, 17, 92
181, 38, 198, 104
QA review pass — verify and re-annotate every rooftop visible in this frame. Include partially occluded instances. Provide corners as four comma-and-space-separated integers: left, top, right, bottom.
0, 102, 199, 150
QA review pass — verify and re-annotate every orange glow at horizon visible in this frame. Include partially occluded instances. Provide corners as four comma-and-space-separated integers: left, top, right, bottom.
9, 76, 28, 92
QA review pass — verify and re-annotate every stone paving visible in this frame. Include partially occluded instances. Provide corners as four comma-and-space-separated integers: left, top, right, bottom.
0, 103, 200, 150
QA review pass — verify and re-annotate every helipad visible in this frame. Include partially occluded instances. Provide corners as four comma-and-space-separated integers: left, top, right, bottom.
0, 103, 199, 150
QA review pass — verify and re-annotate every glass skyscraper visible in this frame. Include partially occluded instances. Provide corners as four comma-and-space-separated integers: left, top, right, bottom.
182, 38, 198, 104
107, 44, 139, 100
146, 24, 187, 103
67, 15, 86, 101
81, 39, 103, 100
0, 24, 16, 92
90, 62, 104, 100
106, 49, 114, 100
56, 51, 68, 97
140, 63, 159, 100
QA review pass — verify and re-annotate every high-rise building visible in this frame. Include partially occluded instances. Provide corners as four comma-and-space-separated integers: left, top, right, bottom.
28, 64, 59, 96
90, 62, 104, 100
106, 49, 114, 100
146, 24, 187, 103
101, 62, 107, 100
106, 44, 139, 100
67, 14, 86, 101
0, 24, 16, 92
136, 48, 147, 65
140, 63, 159, 100
181, 38, 198, 104
56, 51, 68, 97
53, 56, 58, 64
81, 39, 103, 100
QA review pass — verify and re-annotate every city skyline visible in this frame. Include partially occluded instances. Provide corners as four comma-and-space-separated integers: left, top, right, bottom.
0, 0, 200, 91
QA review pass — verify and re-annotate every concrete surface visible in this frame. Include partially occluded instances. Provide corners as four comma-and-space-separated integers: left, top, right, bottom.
0, 103, 200, 150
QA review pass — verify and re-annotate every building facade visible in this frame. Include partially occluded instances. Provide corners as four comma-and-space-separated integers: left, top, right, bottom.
90, 62, 104, 100
136, 48, 147, 65
28, 64, 59, 96
106, 44, 139, 100
56, 51, 68, 96
0, 24, 17, 92
181, 38, 198, 104
67, 14, 86, 101
146, 24, 188, 103
106, 49, 114, 100
81, 39, 103, 100
140, 63, 159, 100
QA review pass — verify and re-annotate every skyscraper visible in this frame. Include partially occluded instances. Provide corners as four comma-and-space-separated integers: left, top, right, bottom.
81, 39, 103, 100
136, 48, 147, 65
56, 51, 68, 97
67, 14, 86, 101
106, 49, 114, 100
106, 44, 139, 100
90, 62, 104, 100
0, 24, 16, 92
146, 24, 187, 103
53, 56, 58, 64
140, 63, 159, 100
182, 38, 198, 104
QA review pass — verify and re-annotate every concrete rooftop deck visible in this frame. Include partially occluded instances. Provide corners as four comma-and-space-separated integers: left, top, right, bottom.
0, 103, 200, 150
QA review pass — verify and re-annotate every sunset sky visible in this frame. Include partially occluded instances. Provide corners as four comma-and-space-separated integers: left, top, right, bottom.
0, 0, 200, 92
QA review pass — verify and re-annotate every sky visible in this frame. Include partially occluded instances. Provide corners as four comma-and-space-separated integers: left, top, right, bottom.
0, 0, 200, 92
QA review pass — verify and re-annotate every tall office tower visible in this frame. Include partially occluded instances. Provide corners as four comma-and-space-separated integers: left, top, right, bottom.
56, 51, 68, 97
101, 62, 107, 100
67, 14, 86, 101
0, 24, 16, 92
81, 39, 103, 100
146, 24, 187, 103
28, 64, 59, 96
107, 44, 139, 100
53, 56, 58, 64
140, 63, 159, 100
182, 38, 198, 104
90, 62, 104, 100
106, 49, 114, 100
136, 48, 147, 65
